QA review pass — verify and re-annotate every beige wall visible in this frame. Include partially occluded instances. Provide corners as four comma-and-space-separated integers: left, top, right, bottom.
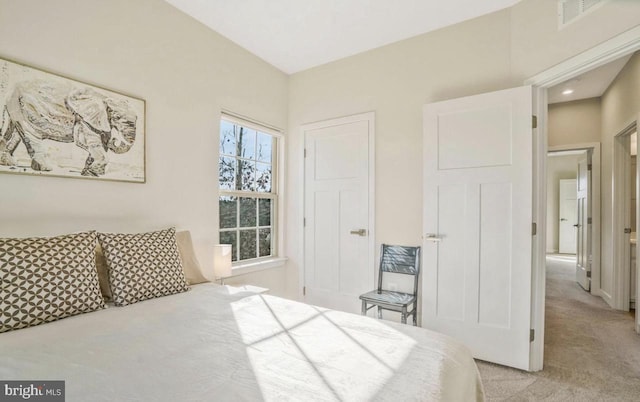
2, 0, 640, 301
600, 52, 640, 301
546, 154, 582, 253
510, 0, 640, 83
0, 0, 289, 295
286, 0, 640, 300
286, 9, 514, 298
548, 98, 602, 147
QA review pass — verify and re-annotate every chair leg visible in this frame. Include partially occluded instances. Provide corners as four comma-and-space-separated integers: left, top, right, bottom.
413, 302, 418, 326
377, 306, 382, 319
401, 306, 407, 324
361, 300, 367, 316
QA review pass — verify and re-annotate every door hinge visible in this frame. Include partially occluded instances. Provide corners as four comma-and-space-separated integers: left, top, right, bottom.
532, 222, 537, 236
530, 329, 535, 342
587, 217, 592, 225
303, 218, 306, 227
532, 115, 538, 129
625, 228, 632, 234
303, 286, 306, 296
587, 271, 592, 278
588, 164, 592, 171
304, 148, 307, 158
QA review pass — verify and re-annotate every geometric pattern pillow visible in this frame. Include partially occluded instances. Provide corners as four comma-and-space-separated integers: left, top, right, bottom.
97, 228, 189, 306
0, 231, 105, 333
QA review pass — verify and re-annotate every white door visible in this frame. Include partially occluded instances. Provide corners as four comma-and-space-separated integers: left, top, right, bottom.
559, 179, 577, 254
423, 86, 532, 370
576, 155, 591, 290
303, 113, 374, 313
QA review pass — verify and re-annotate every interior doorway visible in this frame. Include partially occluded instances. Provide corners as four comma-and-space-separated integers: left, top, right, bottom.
558, 177, 578, 254
527, 30, 640, 369
612, 123, 638, 315
546, 146, 599, 293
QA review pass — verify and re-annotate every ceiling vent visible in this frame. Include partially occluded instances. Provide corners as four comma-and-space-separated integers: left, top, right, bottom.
559, 0, 608, 28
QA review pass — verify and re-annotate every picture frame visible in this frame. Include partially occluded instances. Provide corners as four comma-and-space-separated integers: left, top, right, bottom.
0, 57, 146, 183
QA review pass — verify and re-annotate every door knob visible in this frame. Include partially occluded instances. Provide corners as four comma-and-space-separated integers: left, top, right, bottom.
573, 224, 579, 228
350, 229, 367, 236
561, 218, 568, 221
424, 234, 442, 242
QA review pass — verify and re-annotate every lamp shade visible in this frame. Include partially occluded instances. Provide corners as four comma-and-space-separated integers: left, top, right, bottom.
213, 244, 233, 279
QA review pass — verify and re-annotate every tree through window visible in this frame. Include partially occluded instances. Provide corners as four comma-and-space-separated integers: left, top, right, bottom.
218, 117, 278, 262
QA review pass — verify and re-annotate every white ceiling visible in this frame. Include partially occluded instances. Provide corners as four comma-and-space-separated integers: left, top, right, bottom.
548, 54, 632, 104
165, 0, 522, 74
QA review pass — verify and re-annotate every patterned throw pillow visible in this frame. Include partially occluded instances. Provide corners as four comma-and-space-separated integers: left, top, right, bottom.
0, 231, 106, 333
97, 228, 189, 306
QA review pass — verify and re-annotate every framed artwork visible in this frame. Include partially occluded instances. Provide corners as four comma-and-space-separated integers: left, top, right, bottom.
0, 57, 145, 183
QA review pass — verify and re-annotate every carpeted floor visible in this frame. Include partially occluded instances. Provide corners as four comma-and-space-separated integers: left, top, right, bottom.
477, 255, 640, 401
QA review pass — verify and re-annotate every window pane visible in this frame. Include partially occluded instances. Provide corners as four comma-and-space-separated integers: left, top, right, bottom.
238, 126, 256, 159
257, 132, 273, 163
258, 198, 271, 226
219, 196, 237, 229
259, 228, 271, 257
239, 160, 255, 191
219, 157, 236, 190
220, 120, 236, 156
239, 197, 257, 227
256, 162, 272, 193
220, 231, 238, 262
239, 229, 257, 260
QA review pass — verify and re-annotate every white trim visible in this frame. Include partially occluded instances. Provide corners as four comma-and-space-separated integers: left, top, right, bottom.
298, 112, 376, 302
525, 25, 640, 89
527, 25, 640, 372
530, 86, 547, 372
221, 110, 283, 135
231, 257, 288, 276
276, 129, 286, 260
612, 121, 637, 311
548, 142, 602, 298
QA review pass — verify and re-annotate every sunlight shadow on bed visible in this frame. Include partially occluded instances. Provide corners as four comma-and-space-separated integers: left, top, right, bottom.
229, 294, 418, 401
0, 284, 267, 402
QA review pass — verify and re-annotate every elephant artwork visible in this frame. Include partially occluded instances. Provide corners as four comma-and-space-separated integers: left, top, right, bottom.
0, 79, 141, 179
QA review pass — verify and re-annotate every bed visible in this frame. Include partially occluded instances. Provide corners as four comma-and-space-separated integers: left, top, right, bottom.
1, 283, 484, 401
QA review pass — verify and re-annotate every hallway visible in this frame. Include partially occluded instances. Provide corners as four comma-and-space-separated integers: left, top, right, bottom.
477, 255, 640, 401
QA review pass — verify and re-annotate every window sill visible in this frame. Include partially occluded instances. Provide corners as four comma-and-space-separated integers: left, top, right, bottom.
231, 257, 288, 276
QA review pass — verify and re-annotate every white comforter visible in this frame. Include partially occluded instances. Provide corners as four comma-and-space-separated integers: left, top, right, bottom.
0, 284, 484, 401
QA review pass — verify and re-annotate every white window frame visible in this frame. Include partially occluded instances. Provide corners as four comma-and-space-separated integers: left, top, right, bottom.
218, 112, 286, 273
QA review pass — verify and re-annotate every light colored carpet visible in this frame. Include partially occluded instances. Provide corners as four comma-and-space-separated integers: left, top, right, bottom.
477, 255, 640, 401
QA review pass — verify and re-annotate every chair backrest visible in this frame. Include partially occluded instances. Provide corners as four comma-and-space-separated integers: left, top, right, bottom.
378, 244, 421, 296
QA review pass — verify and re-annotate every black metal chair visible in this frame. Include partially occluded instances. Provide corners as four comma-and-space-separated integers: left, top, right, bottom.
359, 244, 421, 325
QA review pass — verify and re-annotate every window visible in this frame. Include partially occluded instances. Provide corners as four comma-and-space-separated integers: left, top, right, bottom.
218, 115, 279, 263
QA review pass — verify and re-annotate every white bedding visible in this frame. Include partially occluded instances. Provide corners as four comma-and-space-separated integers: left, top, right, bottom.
0, 284, 484, 401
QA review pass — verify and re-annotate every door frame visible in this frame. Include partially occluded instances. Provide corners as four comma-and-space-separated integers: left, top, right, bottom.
526, 25, 640, 371
298, 112, 376, 301
558, 178, 578, 254
548, 143, 601, 295
613, 121, 638, 311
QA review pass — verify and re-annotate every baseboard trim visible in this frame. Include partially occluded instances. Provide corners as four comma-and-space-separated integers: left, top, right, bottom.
600, 289, 615, 308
